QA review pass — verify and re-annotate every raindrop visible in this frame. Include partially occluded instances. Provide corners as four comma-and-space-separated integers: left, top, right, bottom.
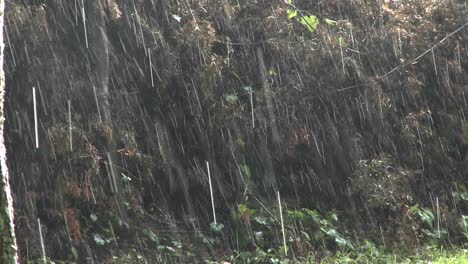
82, 0, 88, 49
33, 87, 39, 149
68, 100, 72, 152
38, 218, 47, 263
277, 191, 287, 256
206, 161, 216, 225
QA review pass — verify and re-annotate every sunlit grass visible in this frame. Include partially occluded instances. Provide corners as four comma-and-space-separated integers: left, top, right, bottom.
320, 247, 468, 264
404, 248, 468, 264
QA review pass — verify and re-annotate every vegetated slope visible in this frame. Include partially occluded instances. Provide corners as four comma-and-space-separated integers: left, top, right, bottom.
4, 0, 468, 262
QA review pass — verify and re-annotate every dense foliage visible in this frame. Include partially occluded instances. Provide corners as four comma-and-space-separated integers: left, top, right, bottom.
4, 0, 468, 262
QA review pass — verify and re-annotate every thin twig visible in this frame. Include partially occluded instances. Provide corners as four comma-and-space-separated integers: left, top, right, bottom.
381, 21, 468, 78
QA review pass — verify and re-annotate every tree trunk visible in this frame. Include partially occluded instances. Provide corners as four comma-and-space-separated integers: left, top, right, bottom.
0, 0, 19, 262
86, 0, 127, 223
44, 0, 128, 223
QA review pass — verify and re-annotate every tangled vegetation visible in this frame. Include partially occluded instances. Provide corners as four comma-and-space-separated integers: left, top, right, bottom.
3, 0, 468, 262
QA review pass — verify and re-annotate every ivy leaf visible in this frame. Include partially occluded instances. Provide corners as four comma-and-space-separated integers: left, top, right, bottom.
90, 213, 98, 222
143, 229, 160, 243
240, 164, 251, 178
461, 215, 468, 238
328, 212, 338, 222
93, 233, 107, 246
224, 93, 238, 104
236, 137, 245, 149
335, 236, 354, 249
409, 204, 420, 213
324, 18, 338, 26
462, 215, 468, 229
71, 246, 78, 259
287, 9, 297, 19
243, 86, 253, 93
418, 208, 435, 227
300, 15, 319, 33
172, 240, 183, 249
209, 222, 225, 233
253, 216, 270, 226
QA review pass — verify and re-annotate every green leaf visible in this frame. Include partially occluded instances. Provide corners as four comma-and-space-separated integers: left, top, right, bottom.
93, 233, 107, 246
238, 203, 248, 215
224, 93, 238, 104
165, 246, 176, 252
324, 18, 338, 26
172, 240, 183, 249
324, 228, 339, 238
268, 67, 277, 76
418, 208, 435, 227
328, 212, 338, 222
240, 164, 251, 178
236, 137, 246, 149
409, 204, 420, 213
287, 210, 305, 220
300, 15, 319, 33
454, 190, 468, 202
461, 215, 468, 238
238, 203, 256, 218
121, 173, 131, 183
71, 246, 78, 259
209, 222, 225, 233
462, 215, 468, 229
254, 231, 264, 241
287, 9, 297, 20
143, 229, 160, 243
254, 216, 272, 227
300, 231, 311, 241
243, 86, 253, 93
335, 236, 354, 249
197, 233, 216, 246
303, 208, 321, 224
90, 213, 98, 222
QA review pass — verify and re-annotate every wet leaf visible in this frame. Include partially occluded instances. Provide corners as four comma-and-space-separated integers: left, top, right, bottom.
243, 86, 253, 93
240, 164, 251, 178
71, 246, 78, 259
287, 9, 297, 20
236, 137, 246, 149
224, 93, 238, 104
325, 18, 338, 25
300, 15, 319, 33
143, 229, 160, 243
172, 240, 183, 249
209, 222, 225, 233
172, 14, 181, 22
93, 233, 107, 246
90, 213, 98, 222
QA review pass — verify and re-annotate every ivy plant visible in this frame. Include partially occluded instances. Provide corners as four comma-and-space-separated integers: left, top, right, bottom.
286, 0, 319, 33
